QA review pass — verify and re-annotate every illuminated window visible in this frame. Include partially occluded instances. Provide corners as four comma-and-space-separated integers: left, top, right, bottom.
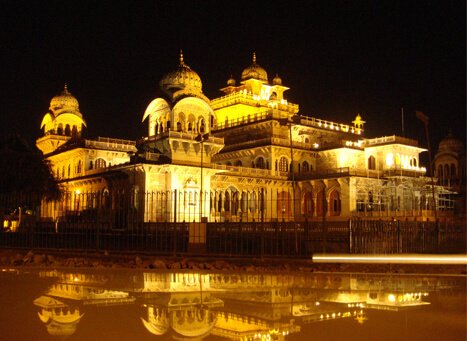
302, 161, 310, 173
279, 157, 288, 172
95, 158, 107, 169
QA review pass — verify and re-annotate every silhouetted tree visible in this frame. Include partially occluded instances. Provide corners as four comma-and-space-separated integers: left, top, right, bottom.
0, 134, 61, 200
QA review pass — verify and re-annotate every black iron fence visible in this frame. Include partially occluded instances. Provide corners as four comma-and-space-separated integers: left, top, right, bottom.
0, 218, 464, 257
0, 191, 465, 256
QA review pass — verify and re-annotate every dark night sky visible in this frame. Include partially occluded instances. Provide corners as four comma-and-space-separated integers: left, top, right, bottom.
1, 1, 465, 162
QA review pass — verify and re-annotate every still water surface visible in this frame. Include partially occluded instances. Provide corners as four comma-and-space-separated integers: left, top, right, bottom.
0, 268, 465, 340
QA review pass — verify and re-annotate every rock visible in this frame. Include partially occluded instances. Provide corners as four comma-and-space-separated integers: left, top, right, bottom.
23, 250, 34, 263
170, 262, 181, 269
152, 259, 167, 269
204, 262, 214, 270
33, 254, 45, 265
180, 258, 189, 269
214, 260, 229, 270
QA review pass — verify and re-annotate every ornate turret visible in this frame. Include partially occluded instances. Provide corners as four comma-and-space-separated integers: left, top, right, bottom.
241, 52, 268, 83
352, 114, 365, 134
37, 84, 87, 154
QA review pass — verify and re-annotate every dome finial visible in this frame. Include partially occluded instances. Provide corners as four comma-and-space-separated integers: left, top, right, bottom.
252, 52, 257, 64
62, 83, 70, 95
179, 49, 185, 66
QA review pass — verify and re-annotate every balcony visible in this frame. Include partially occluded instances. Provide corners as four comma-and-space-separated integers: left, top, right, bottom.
211, 91, 299, 114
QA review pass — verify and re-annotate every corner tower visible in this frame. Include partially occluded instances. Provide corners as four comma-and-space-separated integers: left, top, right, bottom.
36, 85, 87, 155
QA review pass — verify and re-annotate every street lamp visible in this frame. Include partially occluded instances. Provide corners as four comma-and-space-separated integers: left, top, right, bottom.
277, 115, 301, 254
415, 111, 437, 219
195, 133, 209, 222
277, 115, 301, 220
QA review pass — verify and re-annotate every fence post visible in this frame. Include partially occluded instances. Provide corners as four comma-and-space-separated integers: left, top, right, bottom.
397, 220, 401, 253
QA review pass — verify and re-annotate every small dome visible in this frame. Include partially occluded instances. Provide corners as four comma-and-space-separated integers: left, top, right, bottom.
159, 51, 203, 94
227, 75, 236, 86
439, 131, 464, 153
49, 84, 79, 112
272, 73, 282, 85
241, 52, 268, 83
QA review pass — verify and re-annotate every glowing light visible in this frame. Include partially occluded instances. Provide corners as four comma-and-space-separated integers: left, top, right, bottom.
386, 153, 394, 167
388, 294, 396, 302
75, 189, 81, 195
313, 254, 467, 264
313, 143, 319, 148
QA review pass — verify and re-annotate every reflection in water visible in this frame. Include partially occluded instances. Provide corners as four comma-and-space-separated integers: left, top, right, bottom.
4, 269, 463, 340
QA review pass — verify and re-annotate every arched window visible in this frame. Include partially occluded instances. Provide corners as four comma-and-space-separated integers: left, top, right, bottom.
62, 166, 65, 178
76, 160, 82, 174
177, 122, 182, 132
438, 165, 443, 180
279, 157, 288, 172
302, 161, 310, 173
224, 191, 230, 212
57, 123, 63, 135
89, 160, 93, 170
95, 158, 107, 169
330, 190, 341, 216
65, 124, 71, 136
71, 125, 78, 138
368, 156, 376, 170
67, 164, 71, 177
278, 191, 291, 219
451, 164, 456, 180
303, 192, 314, 216
256, 157, 265, 169
413, 158, 417, 167
235, 160, 243, 167
444, 164, 450, 185
199, 118, 206, 133
316, 190, 326, 217
166, 120, 171, 131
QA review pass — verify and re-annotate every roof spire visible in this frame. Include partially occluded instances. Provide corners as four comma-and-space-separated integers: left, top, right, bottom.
252, 52, 257, 64
62, 83, 70, 95
179, 49, 185, 66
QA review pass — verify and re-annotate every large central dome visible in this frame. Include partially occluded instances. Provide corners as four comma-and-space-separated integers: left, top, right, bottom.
159, 51, 203, 94
241, 52, 268, 83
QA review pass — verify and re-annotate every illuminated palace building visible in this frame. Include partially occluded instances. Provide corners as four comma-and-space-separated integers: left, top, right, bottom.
36, 52, 458, 223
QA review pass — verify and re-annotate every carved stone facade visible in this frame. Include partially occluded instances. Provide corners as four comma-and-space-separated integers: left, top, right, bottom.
37, 52, 452, 222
